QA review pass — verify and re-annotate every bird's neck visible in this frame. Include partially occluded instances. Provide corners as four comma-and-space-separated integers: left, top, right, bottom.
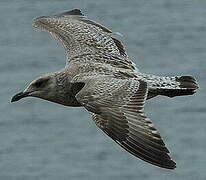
52, 70, 83, 107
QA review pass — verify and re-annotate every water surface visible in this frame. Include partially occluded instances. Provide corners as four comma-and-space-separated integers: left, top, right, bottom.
0, 0, 205, 180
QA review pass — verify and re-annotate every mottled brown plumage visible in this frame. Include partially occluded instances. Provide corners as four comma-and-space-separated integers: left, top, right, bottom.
11, 9, 199, 169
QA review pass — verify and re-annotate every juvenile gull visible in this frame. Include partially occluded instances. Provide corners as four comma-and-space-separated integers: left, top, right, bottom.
11, 9, 199, 169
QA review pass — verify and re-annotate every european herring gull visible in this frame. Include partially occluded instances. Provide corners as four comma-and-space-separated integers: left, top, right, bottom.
11, 9, 199, 169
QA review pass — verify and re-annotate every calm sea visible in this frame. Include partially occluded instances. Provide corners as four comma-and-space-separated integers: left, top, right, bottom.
0, 0, 205, 179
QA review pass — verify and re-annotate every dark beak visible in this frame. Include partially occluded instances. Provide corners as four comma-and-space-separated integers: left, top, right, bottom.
11, 91, 30, 102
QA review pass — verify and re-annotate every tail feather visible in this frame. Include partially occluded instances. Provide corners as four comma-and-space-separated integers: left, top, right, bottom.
148, 76, 199, 98
176, 76, 199, 89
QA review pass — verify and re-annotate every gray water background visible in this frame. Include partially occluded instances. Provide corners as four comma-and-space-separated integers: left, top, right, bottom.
0, 0, 206, 179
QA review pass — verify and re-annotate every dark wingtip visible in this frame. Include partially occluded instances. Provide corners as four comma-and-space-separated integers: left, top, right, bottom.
167, 160, 177, 170
56, 9, 84, 16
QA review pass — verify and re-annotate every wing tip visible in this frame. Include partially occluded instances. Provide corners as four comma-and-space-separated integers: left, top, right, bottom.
168, 160, 177, 169
56, 9, 84, 16
32, 9, 84, 27
122, 141, 177, 169
124, 142, 177, 169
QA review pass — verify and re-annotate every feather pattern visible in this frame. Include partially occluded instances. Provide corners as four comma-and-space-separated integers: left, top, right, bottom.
30, 9, 199, 169
33, 9, 132, 68
76, 76, 176, 169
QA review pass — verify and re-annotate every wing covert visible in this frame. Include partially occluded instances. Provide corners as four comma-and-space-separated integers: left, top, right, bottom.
33, 9, 136, 69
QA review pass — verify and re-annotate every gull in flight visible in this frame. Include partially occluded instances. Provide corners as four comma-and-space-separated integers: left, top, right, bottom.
11, 9, 199, 169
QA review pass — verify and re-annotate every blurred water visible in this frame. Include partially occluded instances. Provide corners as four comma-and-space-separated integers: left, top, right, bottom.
0, 0, 206, 180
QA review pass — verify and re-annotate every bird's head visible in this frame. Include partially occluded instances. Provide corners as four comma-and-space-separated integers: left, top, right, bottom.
11, 73, 57, 103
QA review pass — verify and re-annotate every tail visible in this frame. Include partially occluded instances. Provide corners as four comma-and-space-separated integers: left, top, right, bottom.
147, 75, 199, 99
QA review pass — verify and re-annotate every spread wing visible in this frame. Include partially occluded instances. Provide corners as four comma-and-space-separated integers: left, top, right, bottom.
75, 77, 176, 169
33, 9, 137, 70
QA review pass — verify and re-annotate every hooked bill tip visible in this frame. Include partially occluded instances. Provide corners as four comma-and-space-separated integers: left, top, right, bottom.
11, 91, 29, 102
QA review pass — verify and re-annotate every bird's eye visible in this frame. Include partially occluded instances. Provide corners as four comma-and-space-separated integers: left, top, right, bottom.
34, 80, 45, 88
34, 77, 50, 88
